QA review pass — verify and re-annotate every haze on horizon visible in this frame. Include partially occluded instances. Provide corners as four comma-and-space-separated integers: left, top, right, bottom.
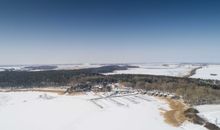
0, 0, 220, 65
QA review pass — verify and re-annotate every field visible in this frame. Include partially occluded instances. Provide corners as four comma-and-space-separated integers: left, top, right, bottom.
105, 63, 200, 77
104, 63, 220, 81
1, 63, 220, 81
191, 65, 220, 80
0, 91, 207, 130
0, 64, 103, 72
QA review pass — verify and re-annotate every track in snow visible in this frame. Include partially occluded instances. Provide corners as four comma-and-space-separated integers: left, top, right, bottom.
89, 94, 153, 109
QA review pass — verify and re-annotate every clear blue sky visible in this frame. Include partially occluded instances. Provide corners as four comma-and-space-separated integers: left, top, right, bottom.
0, 0, 220, 64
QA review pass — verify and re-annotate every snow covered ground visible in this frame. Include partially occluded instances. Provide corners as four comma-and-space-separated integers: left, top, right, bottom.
1, 63, 220, 80
196, 104, 220, 127
0, 92, 206, 130
0, 65, 25, 71
55, 63, 102, 70
190, 65, 220, 80
105, 63, 200, 77
0, 64, 103, 72
104, 63, 220, 80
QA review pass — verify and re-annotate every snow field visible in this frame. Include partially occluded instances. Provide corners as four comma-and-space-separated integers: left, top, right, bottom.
105, 64, 200, 77
0, 92, 208, 130
196, 104, 220, 127
191, 65, 220, 80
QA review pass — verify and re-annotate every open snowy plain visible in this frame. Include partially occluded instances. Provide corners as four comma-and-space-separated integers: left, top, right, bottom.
0, 92, 207, 130
1, 63, 220, 80
190, 65, 220, 80
0, 64, 103, 72
105, 63, 220, 80
105, 63, 200, 77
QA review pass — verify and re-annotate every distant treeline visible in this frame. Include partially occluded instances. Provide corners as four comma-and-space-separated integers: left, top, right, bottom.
0, 65, 132, 87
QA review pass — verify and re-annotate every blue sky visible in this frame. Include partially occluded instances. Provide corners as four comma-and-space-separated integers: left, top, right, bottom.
0, 0, 220, 64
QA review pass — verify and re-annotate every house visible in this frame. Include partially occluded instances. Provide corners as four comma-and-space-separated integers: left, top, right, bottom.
92, 84, 112, 92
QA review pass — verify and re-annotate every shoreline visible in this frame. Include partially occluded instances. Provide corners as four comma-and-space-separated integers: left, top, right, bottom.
160, 98, 189, 127
0, 87, 66, 95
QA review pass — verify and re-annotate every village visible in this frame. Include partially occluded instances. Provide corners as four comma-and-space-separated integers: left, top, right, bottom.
65, 82, 180, 98
65, 82, 181, 110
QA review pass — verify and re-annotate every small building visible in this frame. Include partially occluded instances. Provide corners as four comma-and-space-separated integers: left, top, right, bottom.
92, 84, 112, 92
